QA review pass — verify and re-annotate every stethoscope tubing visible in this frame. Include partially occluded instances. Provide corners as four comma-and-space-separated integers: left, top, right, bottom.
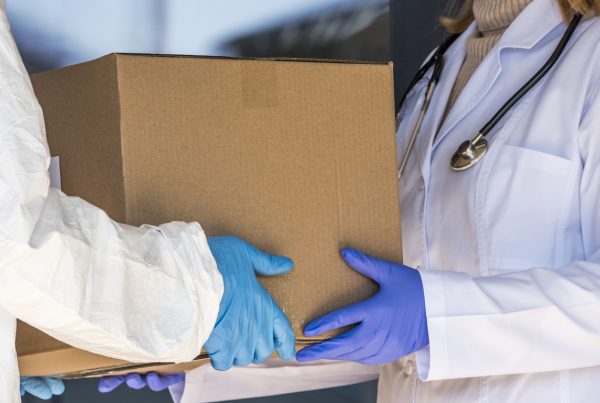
395, 34, 460, 122
397, 54, 443, 178
396, 13, 582, 177
479, 12, 582, 137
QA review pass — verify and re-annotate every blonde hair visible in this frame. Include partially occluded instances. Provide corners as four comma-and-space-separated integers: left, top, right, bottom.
441, 0, 600, 33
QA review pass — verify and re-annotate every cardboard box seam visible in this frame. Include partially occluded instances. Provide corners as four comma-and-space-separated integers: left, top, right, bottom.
116, 52, 390, 66
113, 55, 128, 223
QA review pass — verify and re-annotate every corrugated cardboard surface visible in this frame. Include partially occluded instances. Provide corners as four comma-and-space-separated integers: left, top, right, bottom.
18, 54, 401, 377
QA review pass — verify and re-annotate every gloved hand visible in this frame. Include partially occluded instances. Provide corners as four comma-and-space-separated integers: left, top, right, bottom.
204, 236, 295, 371
98, 372, 185, 393
296, 248, 428, 365
20, 377, 65, 400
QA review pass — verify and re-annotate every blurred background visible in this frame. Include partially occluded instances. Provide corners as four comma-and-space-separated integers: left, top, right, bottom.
9, 0, 447, 401
5, 0, 448, 111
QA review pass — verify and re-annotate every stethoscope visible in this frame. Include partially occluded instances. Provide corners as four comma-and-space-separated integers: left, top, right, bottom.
397, 13, 583, 177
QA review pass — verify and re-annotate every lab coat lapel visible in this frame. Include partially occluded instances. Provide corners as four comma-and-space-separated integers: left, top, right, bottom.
432, 0, 564, 150
412, 27, 471, 179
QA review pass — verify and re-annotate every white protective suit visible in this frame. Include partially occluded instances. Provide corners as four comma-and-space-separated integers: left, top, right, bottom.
0, 2, 223, 402
379, 0, 600, 402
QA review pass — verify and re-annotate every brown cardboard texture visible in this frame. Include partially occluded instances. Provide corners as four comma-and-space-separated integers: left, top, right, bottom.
17, 54, 401, 377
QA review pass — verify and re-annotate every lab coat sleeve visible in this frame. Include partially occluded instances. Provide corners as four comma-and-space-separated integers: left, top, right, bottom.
0, 0, 222, 389
415, 77, 600, 381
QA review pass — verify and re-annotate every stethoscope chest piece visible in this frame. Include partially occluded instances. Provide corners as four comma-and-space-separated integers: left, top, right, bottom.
450, 137, 488, 171
396, 13, 582, 177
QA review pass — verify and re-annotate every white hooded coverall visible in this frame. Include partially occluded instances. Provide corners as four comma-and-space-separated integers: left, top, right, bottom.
0, 2, 223, 402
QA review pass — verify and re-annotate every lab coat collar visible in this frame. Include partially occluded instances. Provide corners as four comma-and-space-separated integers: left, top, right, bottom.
410, 25, 475, 90
495, 0, 564, 51
412, 27, 473, 180
433, 0, 565, 149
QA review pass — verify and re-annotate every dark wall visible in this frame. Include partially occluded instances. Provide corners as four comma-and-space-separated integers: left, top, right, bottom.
390, 0, 449, 111
23, 379, 378, 403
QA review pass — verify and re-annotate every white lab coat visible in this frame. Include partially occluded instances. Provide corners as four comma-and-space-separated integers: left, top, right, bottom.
379, 0, 600, 401
0, 2, 223, 402
169, 360, 381, 403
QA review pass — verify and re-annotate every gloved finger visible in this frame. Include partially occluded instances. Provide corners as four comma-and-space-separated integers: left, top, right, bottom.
21, 377, 53, 400
98, 376, 126, 393
146, 372, 185, 392
296, 326, 365, 362
335, 336, 387, 364
247, 242, 294, 276
42, 377, 65, 396
254, 329, 275, 364
303, 301, 367, 337
233, 347, 255, 367
20, 384, 25, 397
341, 248, 392, 283
126, 373, 148, 390
209, 348, 237, 371
273, 303, 295, 361
253, 306, 275, 364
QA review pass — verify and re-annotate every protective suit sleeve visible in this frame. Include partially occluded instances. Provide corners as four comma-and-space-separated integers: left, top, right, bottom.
0, 191, 223, 363
0, 307, 20, 403
0, 2, 222, 398
415, 75, 600, 381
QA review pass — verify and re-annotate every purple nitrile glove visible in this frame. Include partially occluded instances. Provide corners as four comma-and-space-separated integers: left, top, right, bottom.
296, 248, 428, 365
98, 372, 185, 393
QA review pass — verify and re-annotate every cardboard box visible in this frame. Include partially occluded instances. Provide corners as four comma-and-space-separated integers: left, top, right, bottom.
17, 54, 401, 377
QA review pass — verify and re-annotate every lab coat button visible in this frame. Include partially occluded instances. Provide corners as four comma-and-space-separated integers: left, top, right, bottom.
404, 359, 415, 376
417, 177, 425, 190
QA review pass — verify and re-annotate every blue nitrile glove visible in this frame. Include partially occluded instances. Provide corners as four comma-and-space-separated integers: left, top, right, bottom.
20, 377, 65, 400
204, 236, 295, 371
98, 372, 185, 393
296, 248, 428, 365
